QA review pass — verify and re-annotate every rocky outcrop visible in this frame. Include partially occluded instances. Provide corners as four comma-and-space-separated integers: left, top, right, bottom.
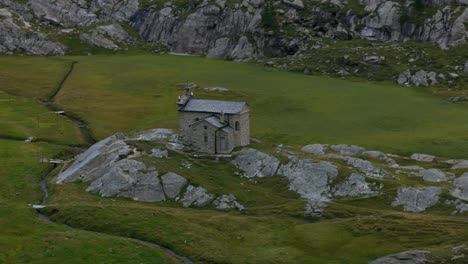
161, 172, 187, 199
451, 160, 468, 170
333, 173, 378, 197
278, 158, 338, 200
55, 133, 131, 183
397, 70, 439, 87
29, 0, 139, 27
330, 144, 365, 156
232, 148, 280, 178
86, 159, 166, 202
410, 153, 435, 162
180, 185, 215, 207
0, 11, 65, 55
369, 250, 432, 264
346, 157, 388, 178
80, 23, 132, 49
301, 144, 327, 155
451, 173, 468, 200
392, 187, 442, 212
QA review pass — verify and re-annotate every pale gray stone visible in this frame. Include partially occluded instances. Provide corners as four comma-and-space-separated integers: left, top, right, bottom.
369, 250, 432, 264
417, 169, 448, 182
392, 187, 442, 212
161, 172, 187, 199
451, 160, 468, 170
301, 144, 326, 155
180, 185, 215, 207
331, 144, 365, 156
333, 173, 377, 197
346, 157, 388, 178
213, 194, 245, 211
451, 173, 468, 200
232, 148, 280, 178
410, 153, 435, 162
362, 150, 385, 158
151, 148, 168, 158
278, 159, 338, 200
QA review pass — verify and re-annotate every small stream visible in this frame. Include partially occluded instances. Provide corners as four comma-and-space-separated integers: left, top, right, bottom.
34, 60, 194, 264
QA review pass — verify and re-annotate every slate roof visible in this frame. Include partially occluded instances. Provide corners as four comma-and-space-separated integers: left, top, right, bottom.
179, 99, 247, 114
191, 116, 234, 134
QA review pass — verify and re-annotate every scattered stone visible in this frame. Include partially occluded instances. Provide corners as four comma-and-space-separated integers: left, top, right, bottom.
32, 205, 46, 209
304, 199, 328, 217
417, 169, 448, 182
345, 157, 388, 178
203, 86, 230, 92
392, 187, 442, 212
330, 144, 365, 156
369, 250, 432, 264
80, 24, 132, 50
213, 194, 245, 211
232, 148, 280, 178
449, 72, 459, 78
24, 137, 34, 142
151, 148, 168, 158
451, 173, 468, 200
363, 55, 384, 64
399, 165, 425, 171
278, 158, 338, 200
362, 150, 385, 158
132, 129, 174, 141
301, 144, 326, 155
410, 153, 435, 162
180, 185, 215, 207
333, 173, 378, 197
451, 160, 468, 170
161, 172, 187, 199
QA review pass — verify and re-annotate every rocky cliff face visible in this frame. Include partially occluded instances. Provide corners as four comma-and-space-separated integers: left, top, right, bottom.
0, 0, 466, 57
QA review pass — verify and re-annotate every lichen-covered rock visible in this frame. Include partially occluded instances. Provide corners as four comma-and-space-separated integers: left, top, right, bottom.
151, 148, 168, 158
333, 173, 377, 197
417, 169, 448, 182
410, 153, 435, 162
369, 250, 432, 264
55, 133, 129, 183
301, 144, 326, 155
213, 194, 245, 211
180, 185, 215, 207
278, 158, 338, 200
86, 159, 166, 202
330, 144, 365, 156
345, 157, 388, 178
0, 16, 66, 55
161, 172, 187, 199
392, 187, 442, 212
232, 148, 280, 178
451, 160, 468, 170
451, 173, 468, 200
304, 200, 328, 217
80, 23, 132, 49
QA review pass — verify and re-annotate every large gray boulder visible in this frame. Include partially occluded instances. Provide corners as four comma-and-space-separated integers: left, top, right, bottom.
417, 169, 448, 182
301, 144, 326, 155
80, 23, 132, 49
55, 133, 130, 183
232, 148, 280, 178
333, 173, 377, 197
451, 160, 468, 170
278, 159, 338, 200
451, 173, 468, 200
180, 185, 215, 207
369, 250, 432, 264
86, 159, 166, 202
392, 187, 442, 212
161, 172, 187, 199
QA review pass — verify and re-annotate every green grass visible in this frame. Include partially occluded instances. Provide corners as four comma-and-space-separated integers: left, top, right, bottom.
0, 139, 181, 263
3, 53, 468, 263
44, 53, 468, 158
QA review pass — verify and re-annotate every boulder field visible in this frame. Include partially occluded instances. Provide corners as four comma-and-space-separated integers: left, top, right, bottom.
55, 128, 468, 217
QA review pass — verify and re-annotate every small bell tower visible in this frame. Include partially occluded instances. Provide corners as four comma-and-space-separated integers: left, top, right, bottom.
176, 82, 193, 106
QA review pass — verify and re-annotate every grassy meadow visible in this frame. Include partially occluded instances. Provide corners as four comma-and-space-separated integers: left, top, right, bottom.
1, 53, 468, 263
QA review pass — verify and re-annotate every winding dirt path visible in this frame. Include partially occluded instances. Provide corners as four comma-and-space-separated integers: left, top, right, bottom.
35, 61, 194, 264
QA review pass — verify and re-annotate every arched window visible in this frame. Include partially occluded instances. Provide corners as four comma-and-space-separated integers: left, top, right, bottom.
235, 121, 240, 131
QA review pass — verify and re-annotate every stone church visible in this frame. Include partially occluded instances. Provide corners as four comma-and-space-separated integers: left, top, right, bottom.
177, 85, 250, 154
